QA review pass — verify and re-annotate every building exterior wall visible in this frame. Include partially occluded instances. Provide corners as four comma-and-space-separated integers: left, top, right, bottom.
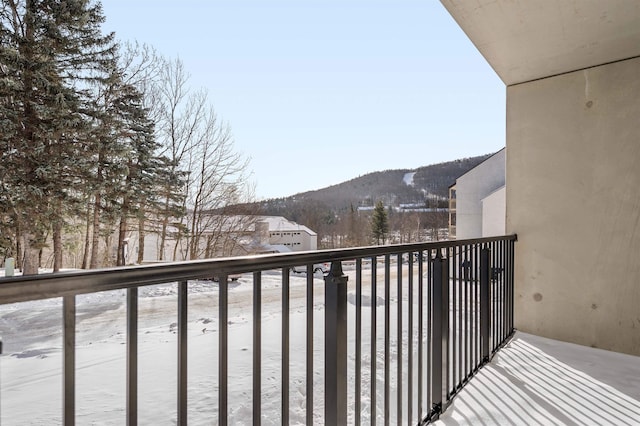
481, 186, 505, 237
269, 230, 317, 251
134, 216, 317, 262
506, 56, 640, 356
455, 149, 505, 239
262, 216, 318, 251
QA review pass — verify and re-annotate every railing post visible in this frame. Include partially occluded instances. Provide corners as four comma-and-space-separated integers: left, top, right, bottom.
324, 261, 348, 426
431, 249, 449, 418
480, 248, 491, 362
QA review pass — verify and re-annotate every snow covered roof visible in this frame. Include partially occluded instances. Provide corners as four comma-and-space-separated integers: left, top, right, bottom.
258, 216, 317, 236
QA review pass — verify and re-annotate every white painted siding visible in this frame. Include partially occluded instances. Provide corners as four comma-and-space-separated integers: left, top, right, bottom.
482, 186, 506, 237
455, 149, 506, 239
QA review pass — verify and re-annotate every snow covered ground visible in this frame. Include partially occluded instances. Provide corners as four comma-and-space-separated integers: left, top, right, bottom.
3, 266, 639, 425
1, 271, 320, 425
0, 266, 413, 425
434, 332, 640, 425
403, 172, 416, 187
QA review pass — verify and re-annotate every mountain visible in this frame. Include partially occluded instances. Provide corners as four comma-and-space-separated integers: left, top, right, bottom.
257, 153, 493, 214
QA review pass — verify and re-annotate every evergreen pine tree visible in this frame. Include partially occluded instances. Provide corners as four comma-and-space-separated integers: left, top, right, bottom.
111, 78, 159, 266
0, 0, 115, 273
371, 200, 389, 245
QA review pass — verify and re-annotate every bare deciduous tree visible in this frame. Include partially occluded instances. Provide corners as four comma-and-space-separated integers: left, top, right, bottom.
184, 113, 253, 259
151, 58, 255, 262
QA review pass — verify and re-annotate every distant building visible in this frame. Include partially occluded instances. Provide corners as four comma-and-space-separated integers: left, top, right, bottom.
135, 215, 317, 263
260, 216, 318, 252
449, 148, 505, 239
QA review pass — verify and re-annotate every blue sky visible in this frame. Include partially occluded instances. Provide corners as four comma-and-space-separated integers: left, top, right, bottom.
100, 0, 505, 200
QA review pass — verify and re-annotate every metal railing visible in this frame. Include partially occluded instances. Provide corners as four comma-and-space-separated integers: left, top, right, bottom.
0, 235, 516, 425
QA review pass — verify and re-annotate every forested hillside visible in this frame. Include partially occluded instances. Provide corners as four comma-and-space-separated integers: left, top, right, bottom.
259, 154, 492, 213
251, 154, 494, 248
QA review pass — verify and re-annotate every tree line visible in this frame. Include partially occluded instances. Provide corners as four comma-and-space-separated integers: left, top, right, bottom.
257, 197, 449, 249
0, 0, 253, 274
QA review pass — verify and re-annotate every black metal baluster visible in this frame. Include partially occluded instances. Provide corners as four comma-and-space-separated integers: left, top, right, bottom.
306, 266, 313, 426
355, 258, 362, 425
127, 288, 138, 426
451, 246, 456, 392
219, 275, 228, 426
417, 251, 424, 422
384, 254, 390, 426
371, 256, 378, 426
282, 268, 290, 425
63, 295, 76, 426
480, 248, 490, 363
407, 253, 414, 426
178, 280, 188, 426
253, 272, 262, 426
397, 253, 403, 426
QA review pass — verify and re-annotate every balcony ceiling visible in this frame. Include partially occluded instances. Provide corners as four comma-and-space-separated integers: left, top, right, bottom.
440, 0, 640, 85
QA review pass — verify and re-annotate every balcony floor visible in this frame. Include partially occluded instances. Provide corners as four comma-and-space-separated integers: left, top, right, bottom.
434, 332, 640, 425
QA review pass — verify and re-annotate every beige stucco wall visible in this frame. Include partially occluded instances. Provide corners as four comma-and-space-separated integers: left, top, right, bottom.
506, 56, 640, 356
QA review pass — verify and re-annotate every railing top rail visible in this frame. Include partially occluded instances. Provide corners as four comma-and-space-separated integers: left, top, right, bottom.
0, 235, 516, 304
